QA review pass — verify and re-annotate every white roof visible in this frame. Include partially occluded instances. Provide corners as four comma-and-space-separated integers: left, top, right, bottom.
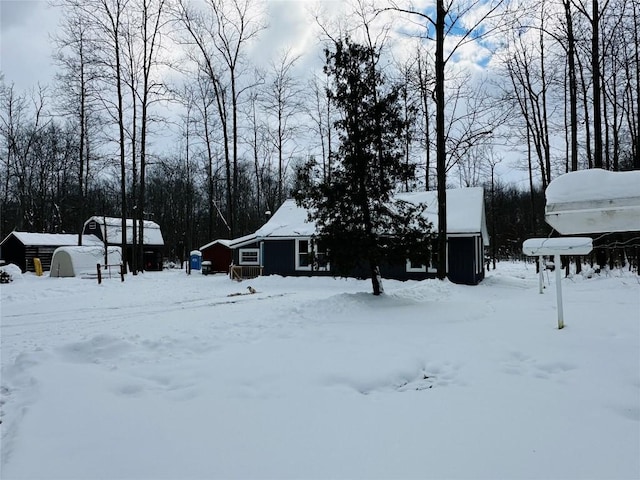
85, 216, 164, 246
254, 201, 316, 237
545, 169, 640, 234
228, 232, 260, 249
522, 237, 594, 256
199, 239, 232, 250
3, 232, 102, 247
233, 187, 488, 246
395, 187, 487, 236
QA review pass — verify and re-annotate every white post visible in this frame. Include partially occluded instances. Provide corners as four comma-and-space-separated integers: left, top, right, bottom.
554, 254, 564, 329
539, 256, 544, 294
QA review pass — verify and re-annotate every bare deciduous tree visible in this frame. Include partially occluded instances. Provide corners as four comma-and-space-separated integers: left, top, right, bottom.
175, 0, 265, 237
261, 50, 304, 206
384, 0, 509, 279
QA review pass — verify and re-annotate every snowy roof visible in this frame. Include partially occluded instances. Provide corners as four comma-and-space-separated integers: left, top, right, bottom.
228, 232, 261, 249
395, 187, 487, 236
545, 169, 640, 234
199, 239, 232, 250
255, 201, 316, 238
231, 187, 488, 247
84, 216, 164, 246
2, 232, 102, 247
522, 237, 593, 256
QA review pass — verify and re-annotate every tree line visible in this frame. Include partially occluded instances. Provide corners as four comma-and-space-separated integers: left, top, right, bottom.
1, 0, 638, 274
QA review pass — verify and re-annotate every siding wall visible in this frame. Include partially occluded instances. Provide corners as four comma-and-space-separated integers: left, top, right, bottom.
231, 234, 485, 285
263, 240, 296, 275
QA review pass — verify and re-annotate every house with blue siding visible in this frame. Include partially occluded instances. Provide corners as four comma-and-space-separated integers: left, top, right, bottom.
230, 187, 489, 285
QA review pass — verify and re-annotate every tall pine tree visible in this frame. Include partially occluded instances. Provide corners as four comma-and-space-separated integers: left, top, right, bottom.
296, 38, 434, 295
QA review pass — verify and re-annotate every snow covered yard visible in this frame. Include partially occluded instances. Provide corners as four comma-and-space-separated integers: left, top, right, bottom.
1, 262, 639, 479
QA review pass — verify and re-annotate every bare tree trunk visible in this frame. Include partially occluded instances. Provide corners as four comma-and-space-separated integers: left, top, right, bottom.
436, 0, 447, 280
563, 0, 578, 173
539, 9, 552, 186
127, 32, 138, 274
95, 0, 130, 273
140, 0, 167, 270
417, 52, 432, 191
631, 2, 640, 171
251, 95, 261, 216
576, 52, 593, 168
591, 0, 604, 169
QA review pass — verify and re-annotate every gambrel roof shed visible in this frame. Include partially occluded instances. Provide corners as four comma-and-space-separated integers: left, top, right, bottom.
83, 216, 165, 246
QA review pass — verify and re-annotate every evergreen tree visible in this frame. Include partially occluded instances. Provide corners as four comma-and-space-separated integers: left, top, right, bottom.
296, 38, 434, 295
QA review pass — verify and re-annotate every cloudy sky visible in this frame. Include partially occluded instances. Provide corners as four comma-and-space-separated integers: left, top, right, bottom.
1, 0, 60, 89
0, 0, 346, 91
0, 0, 531, 187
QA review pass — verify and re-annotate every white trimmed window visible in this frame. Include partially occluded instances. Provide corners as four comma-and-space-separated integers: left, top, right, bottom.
239, 248, 260, 266
406, 259, 427, 273
406, 240, 440, 273
296, 238, 329, 271
296, 239, 312, 271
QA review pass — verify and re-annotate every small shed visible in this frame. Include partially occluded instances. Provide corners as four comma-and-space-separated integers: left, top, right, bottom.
82, 216, 165, 270
0, 232, 101, 273
50, 246, 123, 278
199, 239, 232, 273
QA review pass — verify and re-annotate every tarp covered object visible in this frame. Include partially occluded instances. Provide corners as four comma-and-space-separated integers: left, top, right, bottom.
50, 246, 122, 277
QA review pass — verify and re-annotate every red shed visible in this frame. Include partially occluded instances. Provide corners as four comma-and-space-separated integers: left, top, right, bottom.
199, 239, 232, 273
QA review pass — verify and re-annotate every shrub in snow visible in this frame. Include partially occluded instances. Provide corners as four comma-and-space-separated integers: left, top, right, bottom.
0, 263, 21, 283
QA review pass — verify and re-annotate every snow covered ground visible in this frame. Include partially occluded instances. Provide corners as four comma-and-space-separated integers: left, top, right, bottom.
1, 262, 639, 479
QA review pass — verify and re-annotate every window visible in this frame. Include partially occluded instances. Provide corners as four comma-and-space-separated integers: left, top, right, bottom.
296, 238, 329, 271
428, 246, 438, 273
314, 240, 329, 271
239, 248, 260, 266
297, 239, 311, 269
406, 258, 427, 273
406, 239, 439, 274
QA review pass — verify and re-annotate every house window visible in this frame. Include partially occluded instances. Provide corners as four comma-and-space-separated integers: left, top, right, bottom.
407, 240, 440, 273
314, 240, 329, 271
406, 258, 426, 273
239, 248, 260, 266
296, 238, 329, 271
429, 246, 438, 273
297, 239, 311, 270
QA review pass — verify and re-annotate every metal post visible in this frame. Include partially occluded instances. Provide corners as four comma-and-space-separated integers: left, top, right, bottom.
555, 254, 564, 329
539, 256, 544, 294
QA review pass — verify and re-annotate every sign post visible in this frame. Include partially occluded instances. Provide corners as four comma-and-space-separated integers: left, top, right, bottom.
523, 237, 593, 329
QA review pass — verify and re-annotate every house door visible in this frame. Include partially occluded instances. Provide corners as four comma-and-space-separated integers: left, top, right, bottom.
144, 250, 161, 271
447, 237, 476, 285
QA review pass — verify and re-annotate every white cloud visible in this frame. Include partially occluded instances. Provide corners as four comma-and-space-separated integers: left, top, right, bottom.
0, 0, 58, 89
